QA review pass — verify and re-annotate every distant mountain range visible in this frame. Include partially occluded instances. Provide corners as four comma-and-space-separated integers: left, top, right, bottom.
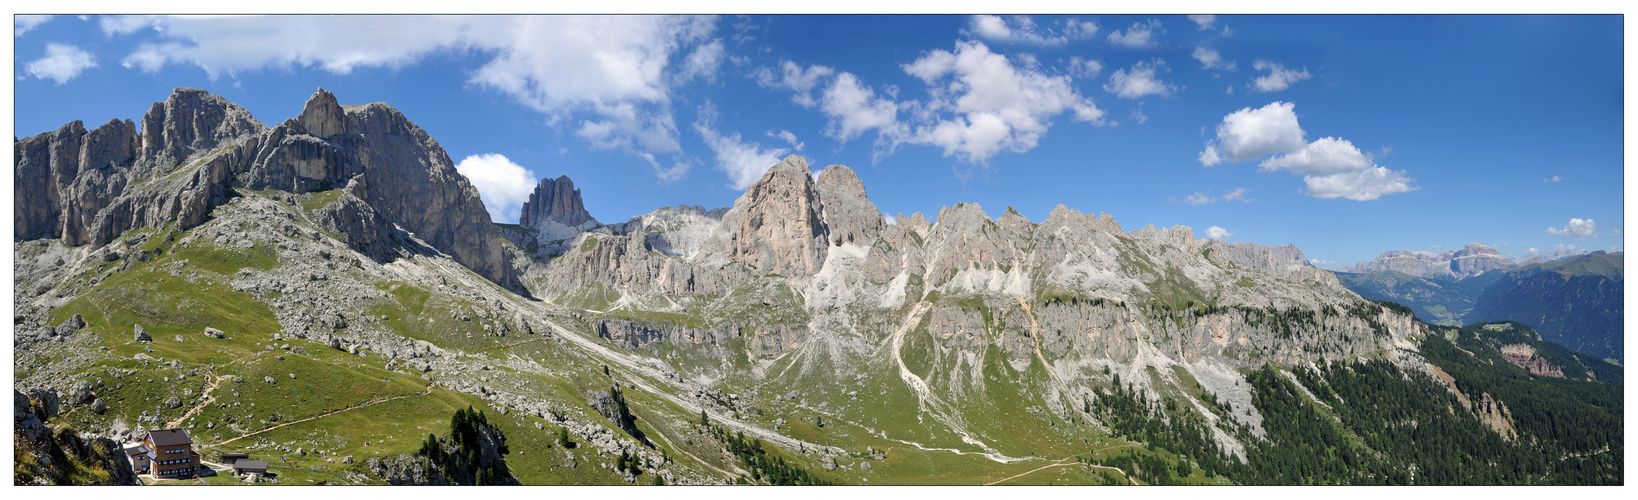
1336, 248, 1623, 364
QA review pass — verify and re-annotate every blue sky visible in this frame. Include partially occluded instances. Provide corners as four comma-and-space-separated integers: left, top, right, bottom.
12, 14, 1625, 268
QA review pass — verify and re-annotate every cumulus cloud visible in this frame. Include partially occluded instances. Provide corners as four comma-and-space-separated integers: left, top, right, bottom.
1189, 15, 1216, 30
966, 15, 1099, 46
1546, 218, 1597, 238
102, 15, 720, 171
1198, 102, 1306, 165
1310, 258, 1336, 265
1200, 101, 1416, 200
25, 43, 98, 84
1103, 59, 1177, 99
1068, 56, 1103, 79
883, 213, 897, 225
695, 102, 789, 190
1543, 175, 1563, 183
820, 72, 903, 143
1205, 226, 1233, 240
15, 14, 53, 37
1107, 19, 1164, 48
1192, 46, 1234, 70
758, 40, 1103, 166
902, 40, 1106, 163
1259, 136, 1373, 176
755, 60, 835, 108
455, 154, 537, 223
1301, 166, 1419, 201
1251, 60, 1312, 93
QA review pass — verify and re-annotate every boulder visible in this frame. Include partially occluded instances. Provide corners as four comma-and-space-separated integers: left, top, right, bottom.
55, 314, 86, 336
204, 327, 226, 339
134, 324, 151, 343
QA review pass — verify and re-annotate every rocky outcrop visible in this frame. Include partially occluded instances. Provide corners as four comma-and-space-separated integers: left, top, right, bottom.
814, 164, 884, 247
1497, 344, 1565, 378
14, 390, 139, 485
520, 175, 596, 228
138, 88, 267, 175
1201, 240, 1341, 288
703, 155, 829, 277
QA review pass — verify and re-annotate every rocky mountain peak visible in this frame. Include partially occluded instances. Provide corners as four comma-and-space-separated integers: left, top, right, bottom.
297, 87, 347, 138
814, 164, 883, 246
139, 87, 266, 171
706, 155, 829, 277
520, 175, 596, 228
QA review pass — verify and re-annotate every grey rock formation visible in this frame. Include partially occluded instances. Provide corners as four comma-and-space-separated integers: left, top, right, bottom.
133, 324, 151, 343
703, 155, 829, 277
1200, 240, 1341, 288
520, 175, 596, 228
814, 164, 885, 247
56, 314, 85, 337
1342, 242, 1515, 280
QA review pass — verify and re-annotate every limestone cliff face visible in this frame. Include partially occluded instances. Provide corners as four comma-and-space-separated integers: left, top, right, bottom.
814, 164, 884, 247
1343, 242, 1515, 280
520, 176, 596, 228
13, 87, 520, 290
1201, 240, 1342, 288
703, 155, 830, 277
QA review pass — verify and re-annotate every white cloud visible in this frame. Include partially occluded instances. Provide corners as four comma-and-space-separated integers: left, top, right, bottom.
1301, 166, 1418, 201
695, 102, 789, 190
1251, 60, 1312, 93
1103, 59, 1177, 99
1199, 102, 1306, 165
1259, 136, 1373, 176
1129, 105, 1148, 125
883, 213, 897, 225
755, 60, 834, 108
103, 15, 721, 169
1201, 101, 1416, 200
454, 154, 537, 223
902, 40, 1105, 163
820, 72, 903, 143
1546, 218, 1597, 238
1179, 187, 1253, 206
15, 15, 53, 37
1068, 56, 1103, 79
1205, 226, 1233, 240
1543, 175, 1563, 183
767, 129, 804, 151
1107, 19, 1164, 48
967, 15, 1099, 46
1428, 244, 1443, 250
1310, 258, 1335, 265
1192, 46, 1234, 70
1189, 15, 1217, 30
25, 43, 98, 85
677, 39, 725, 83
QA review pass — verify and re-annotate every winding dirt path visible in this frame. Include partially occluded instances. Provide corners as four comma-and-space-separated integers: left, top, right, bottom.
167, 368, 222, 429
208, 383, 434, 447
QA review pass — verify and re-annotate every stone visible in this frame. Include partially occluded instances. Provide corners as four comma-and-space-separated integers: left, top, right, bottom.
55, 314, 85, 336
204, 327, 226, 338
134, 324, 151, 343
520, 175, 597, 228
